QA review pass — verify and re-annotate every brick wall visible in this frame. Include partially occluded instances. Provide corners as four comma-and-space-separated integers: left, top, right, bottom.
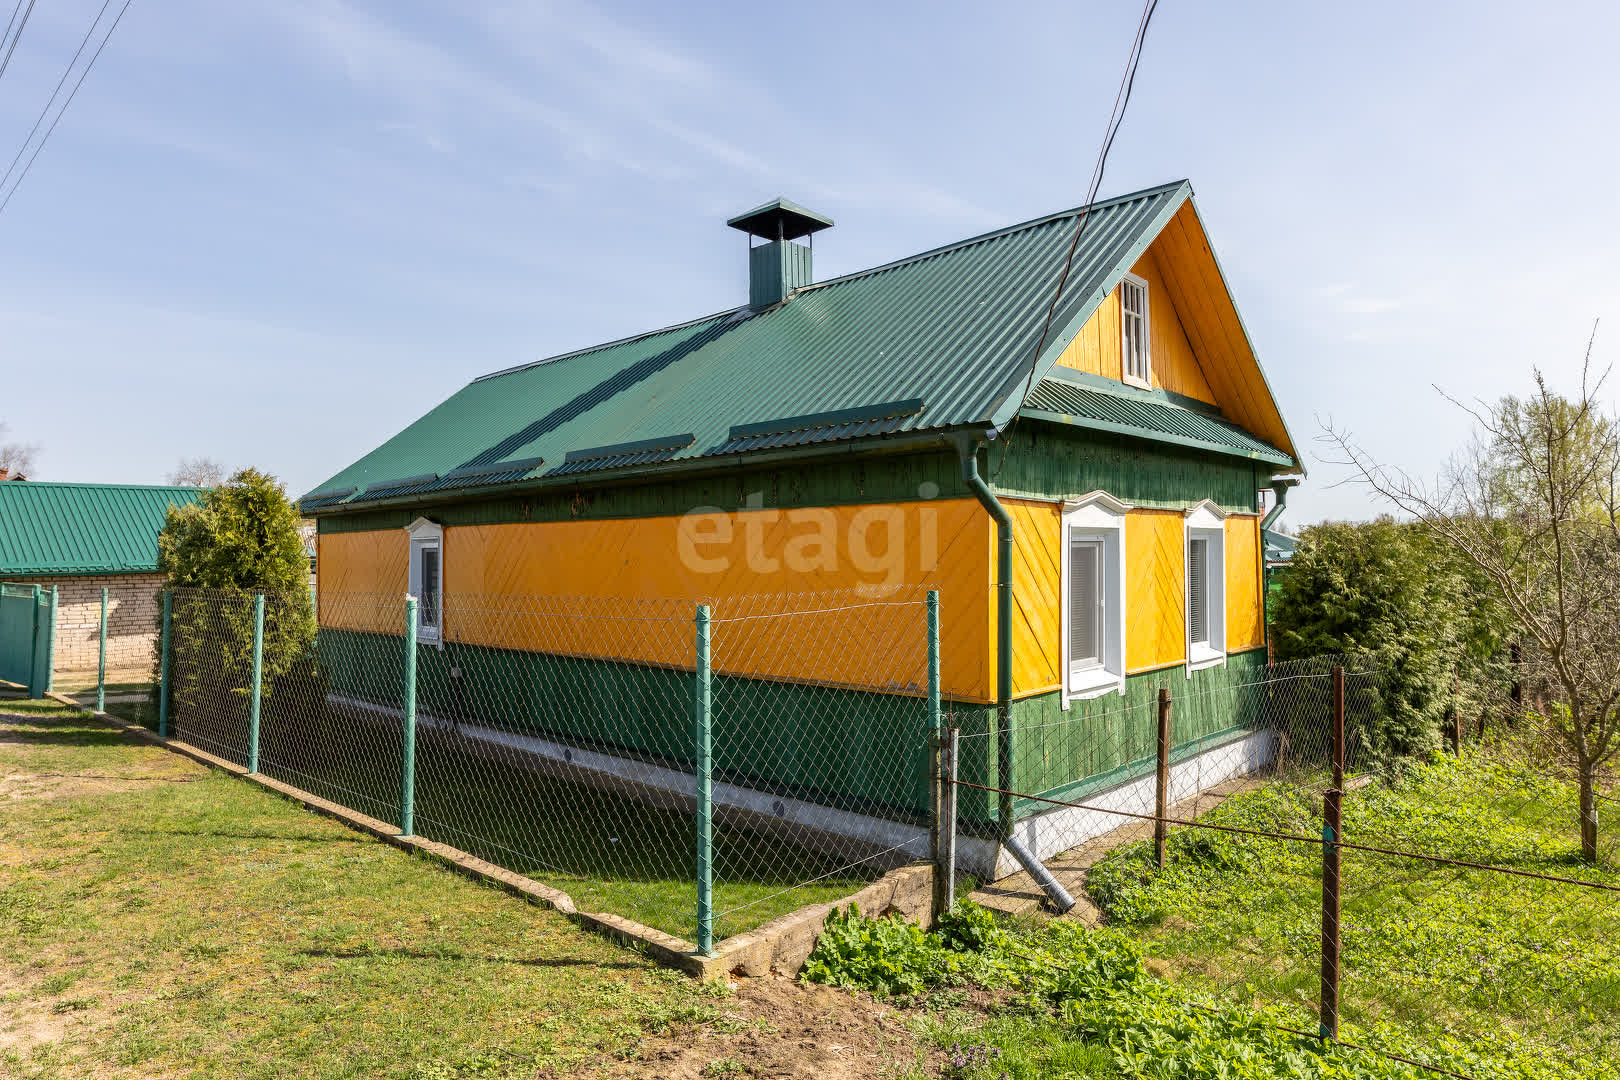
22, 573, 165, 678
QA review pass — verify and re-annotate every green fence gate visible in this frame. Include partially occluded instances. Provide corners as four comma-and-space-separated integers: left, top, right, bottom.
0, 583, 55, 696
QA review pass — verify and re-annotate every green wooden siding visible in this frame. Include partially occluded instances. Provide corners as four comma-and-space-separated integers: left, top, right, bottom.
320, 448, 968, 534
991, 424, 1262, 513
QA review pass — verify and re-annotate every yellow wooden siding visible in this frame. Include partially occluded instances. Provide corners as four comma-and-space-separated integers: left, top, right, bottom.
320, 501, 993, 703
1130, 248, 1217, 404
1126, 509, 1187, 673
1054, 290, 1121, 379
1005, 498, 1062, 698
1225, 514, 1264, 650
316, 530, 408, 633
1147, 201, 1296, 459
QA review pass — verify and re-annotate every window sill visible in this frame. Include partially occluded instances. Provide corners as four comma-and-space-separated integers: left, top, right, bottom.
1186, 646, 1226, 674
1065, 668, 1125, 704
1122, 374, 1153, 391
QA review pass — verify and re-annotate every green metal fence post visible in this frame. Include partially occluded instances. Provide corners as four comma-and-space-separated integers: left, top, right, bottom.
694, 603, 713, 956
158, 591, 172, 737
42, 586, 58, 695
248, 593, 265, 773
97, 587, 108, 712
400, 596, 418, 837
926, 590, 948, 917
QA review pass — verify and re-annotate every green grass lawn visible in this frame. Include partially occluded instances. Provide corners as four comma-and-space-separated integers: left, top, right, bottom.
1084, 751, 1620, 1077
0, 701, 761, 1079
95, 691, 877, 943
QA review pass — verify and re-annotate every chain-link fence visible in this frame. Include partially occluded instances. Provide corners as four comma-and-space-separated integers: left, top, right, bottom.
151, 584, 935, 949
952, 657, 1620, 1079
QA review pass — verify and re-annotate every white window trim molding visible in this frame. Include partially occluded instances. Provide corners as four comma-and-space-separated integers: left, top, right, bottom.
1183, 501, 1227, 677
1061, 491, 1130, 706
1120, 271, 1152, 390
406, 517, 444, 647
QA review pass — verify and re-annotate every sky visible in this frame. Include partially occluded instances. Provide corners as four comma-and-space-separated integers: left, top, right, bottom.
0, 0, 1616, 527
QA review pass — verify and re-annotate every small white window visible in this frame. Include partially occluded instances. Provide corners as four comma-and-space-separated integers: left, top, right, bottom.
1184, 501, 1227, 674
406, 517, 444, 645
1061, 491, 1131, 704
1120, 273, 1151, 386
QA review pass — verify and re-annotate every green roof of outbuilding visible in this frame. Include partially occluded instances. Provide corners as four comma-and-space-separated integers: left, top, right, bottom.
307, 179, 1293, 512
0, 482, 203, 576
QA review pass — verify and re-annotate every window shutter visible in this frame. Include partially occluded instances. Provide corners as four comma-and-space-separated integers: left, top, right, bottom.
1070, 541, 1100, 667
1188, 537, 1207, 645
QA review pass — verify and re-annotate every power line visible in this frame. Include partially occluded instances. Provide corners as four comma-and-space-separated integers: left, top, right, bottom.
991, 0, 1160, 482
0, 0, 27, 71
0, 0, 37, 83
0, 0, 115, 194
0, 0, 133, 220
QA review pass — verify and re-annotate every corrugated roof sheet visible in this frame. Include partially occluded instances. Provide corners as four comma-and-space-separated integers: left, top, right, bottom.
0, 482, 204, 576
307, 180, 1289, 508
1022, 378, 1294, 466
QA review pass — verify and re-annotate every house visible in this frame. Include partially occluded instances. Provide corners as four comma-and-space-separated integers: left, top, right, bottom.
0, 482, 203, 683
301, 180, 1300, 876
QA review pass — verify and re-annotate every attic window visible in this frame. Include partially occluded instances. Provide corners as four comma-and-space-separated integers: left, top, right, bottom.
1121, 273, 1151, 387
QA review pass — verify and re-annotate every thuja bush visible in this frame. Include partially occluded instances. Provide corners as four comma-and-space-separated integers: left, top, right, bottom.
152, 469, 317, 723
1269, 518, 1511, 764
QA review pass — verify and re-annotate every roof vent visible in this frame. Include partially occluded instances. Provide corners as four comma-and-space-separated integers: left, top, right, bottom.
727, 197, 833, 309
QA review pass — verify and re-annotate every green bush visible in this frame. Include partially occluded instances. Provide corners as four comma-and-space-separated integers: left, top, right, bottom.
1269, 518, 1511, 763
153, 469, 317, 721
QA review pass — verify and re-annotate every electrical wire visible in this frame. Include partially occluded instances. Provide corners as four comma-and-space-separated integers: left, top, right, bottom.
0, 0, 36, 83
0, 0, 28, 74
0, 0, 115, 194
0, 0, 132, 219
990, 0, 1159, 483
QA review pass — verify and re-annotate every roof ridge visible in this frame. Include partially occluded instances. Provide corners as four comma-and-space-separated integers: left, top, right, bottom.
468, 179, 1190, 386
0, 481, 203, 491
798, 179, 1190, 295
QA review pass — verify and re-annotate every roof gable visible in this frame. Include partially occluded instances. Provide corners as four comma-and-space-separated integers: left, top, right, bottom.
0, 482, 204, 576
308, 180, 1297, 509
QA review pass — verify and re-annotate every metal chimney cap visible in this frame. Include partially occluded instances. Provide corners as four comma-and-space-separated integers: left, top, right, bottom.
726, 197, 834, 242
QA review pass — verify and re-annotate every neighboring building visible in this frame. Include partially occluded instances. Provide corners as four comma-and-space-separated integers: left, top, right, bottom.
0, 482, 203, 677
301, 181, 1301, 873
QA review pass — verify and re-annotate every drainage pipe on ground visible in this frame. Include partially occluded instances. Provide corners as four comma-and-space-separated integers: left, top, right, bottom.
955, 434, 1075, 914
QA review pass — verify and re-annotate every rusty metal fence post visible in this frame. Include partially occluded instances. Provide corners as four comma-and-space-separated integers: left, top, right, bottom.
1155, 687, 1172, 869
1320, 664, 1346, 1040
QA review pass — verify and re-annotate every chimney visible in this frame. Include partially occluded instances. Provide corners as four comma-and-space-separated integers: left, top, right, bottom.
727, 198, 834, 308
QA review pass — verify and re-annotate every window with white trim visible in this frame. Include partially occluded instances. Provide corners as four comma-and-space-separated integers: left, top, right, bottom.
1061, 492, 1130, 704
406, 518, 444, 645
1183, 502, 1226, 673
1120, 273, 1151, 386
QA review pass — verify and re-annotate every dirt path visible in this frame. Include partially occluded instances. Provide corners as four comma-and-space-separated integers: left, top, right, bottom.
585, 974, 925, 1080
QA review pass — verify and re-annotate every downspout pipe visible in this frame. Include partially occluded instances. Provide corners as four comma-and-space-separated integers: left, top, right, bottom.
1260, 475, 1298, 532
955, 434, 1075, 914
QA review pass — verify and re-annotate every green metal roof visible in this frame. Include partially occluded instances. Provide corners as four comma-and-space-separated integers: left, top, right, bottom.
307, 179, 1292, 512
1021, 377, 1295, 467
0, 482, 204, 576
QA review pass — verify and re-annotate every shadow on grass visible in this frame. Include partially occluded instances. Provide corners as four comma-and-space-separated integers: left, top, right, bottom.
0, 728, 144, 747
126, 826, 371, 844
296, 947, 646, 969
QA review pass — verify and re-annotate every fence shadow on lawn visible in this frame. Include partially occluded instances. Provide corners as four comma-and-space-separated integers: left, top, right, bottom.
151, 585, 935, 945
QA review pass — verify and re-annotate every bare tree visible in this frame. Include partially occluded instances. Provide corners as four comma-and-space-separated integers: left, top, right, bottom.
1325, 326, 1618, 863
0, 422, 39, 477
168, 457, 226, 488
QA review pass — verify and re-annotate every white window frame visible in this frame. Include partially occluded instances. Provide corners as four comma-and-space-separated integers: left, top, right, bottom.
1060, 491, 1130, 706
1120, 272, 1152, 389
1183, 500, 1227, 675
406, 517, 444, 647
